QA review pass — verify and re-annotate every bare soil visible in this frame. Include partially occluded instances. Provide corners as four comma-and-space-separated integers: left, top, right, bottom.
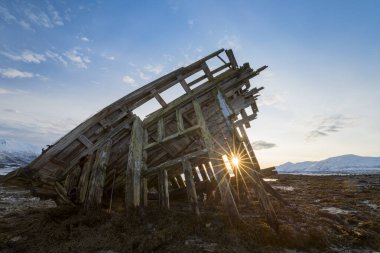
0, 174, 379, 253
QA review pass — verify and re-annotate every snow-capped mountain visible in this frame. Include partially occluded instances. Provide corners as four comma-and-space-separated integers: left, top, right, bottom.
277, 154, 380, 174
0, 139, 40, 176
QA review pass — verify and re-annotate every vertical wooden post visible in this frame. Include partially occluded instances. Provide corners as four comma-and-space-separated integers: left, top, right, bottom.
182, 159, 200, 216
140, 129, 149, 207
78, 154, 93, 203
125, 117, 143, 210
193, 100, 240, 219
158, 169, 170, 209
85, 140, 112, 210
141, 177, 148, 207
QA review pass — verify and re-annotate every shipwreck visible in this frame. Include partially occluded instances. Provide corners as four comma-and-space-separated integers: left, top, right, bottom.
3, 49, 284, 227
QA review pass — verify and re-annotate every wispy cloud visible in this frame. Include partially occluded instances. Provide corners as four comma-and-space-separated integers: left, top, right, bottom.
0, 6, 16, 22
251, 140, 277, 150
80, 36, 89, 42
23, 2, 64, 28
217, 35, 241, 50
306, 114, 354, 141
122, 75, 137, 86
64, 48, 91, 69
0, 68, 34, 78
144, 64, 164, 75
45, 50, 67, 65
0, 87, 15, 95
187, 19, 194, 28
1, 50, 46, 63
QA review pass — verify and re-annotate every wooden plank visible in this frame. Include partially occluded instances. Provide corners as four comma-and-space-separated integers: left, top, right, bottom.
240, 109, 251, 128
55, 181, 75, 206
78, 154, 94, 203
178, 75, 192, 93
78, 134, 94, 148
151, 89, 167, 107
158, 169, 169, 209
141, 177, 148, 207
225, 49, 238, 69
157, 118, 164, 141
193, 99, 240, 219
176, 109, 184, 133
125, 117, 144, 209
84, 139, 112, 210
182, 159, 200, 216
144, 124, 200, 151
201, 62, 213, 81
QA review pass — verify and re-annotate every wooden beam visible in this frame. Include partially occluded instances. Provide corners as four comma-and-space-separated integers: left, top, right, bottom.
201, 62, 213, 81
78, 155, 93, 203
158, 169, 169, 209
176, 109, 184, 133
85, 139, 112, 210
178, 75, 192, 93
151, 89, 167, 107
125, 117, 144, 209
78, 134, 94, 148
193, 99, 240, 219
157, 118, 165, 141
182, 159, 200, 216
141, 177, 148, 207
225, 49, 238, 69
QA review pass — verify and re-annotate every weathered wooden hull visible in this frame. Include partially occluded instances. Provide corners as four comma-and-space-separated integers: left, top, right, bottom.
3, 49, 283, 227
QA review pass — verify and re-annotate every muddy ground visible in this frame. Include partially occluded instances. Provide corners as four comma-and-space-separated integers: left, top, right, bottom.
0, 174, 379, 253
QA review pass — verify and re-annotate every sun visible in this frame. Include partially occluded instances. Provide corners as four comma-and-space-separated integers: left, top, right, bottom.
232, 156, 239, 167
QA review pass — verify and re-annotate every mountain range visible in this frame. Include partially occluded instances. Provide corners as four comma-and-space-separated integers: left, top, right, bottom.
0, 139, 40, 176
277, 154, 380, 174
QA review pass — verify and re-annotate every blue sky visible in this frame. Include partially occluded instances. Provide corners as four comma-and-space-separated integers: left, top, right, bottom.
0, 0, 379, 167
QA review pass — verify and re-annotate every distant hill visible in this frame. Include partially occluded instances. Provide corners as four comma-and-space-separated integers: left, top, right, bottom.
277, 154, 380, 174
0, 139, 40, 176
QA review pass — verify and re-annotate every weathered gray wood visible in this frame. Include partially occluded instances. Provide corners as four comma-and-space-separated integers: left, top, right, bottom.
64, 164, 82, 201
78, 154, 94, 203
158, 169, 169, 209
182, 159, 200, 216
125, 117, 144, 209
152, 89, 167, 107
85, 140, 113, 210
78, 134, 94, 148
157, 118, 165, 141
141, 177, 148, 207
176, 109, 184, 133
178, 75, 192, 93
225, 49, 238, 69
201, 62, 213, 81
193, 99, 240, 219
55, 181, 75, 206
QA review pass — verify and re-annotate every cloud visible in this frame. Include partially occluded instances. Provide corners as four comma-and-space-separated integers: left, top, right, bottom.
46, 1, 64, 26
45, 50, 67, 65
144, 64, 164, 75
81, 36, 89, 42
217, 35, 241, 50
251, 140, 277, 150
23, 2, 64, 28
0, 87, 15, 95
306, 114, 354, 141
137, 69, 150, 81
122, 75, 136, 86
0, 6, 16, 23
1, 50, 46, 63
0, 68, 34, 78
64, 48, 91, 68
